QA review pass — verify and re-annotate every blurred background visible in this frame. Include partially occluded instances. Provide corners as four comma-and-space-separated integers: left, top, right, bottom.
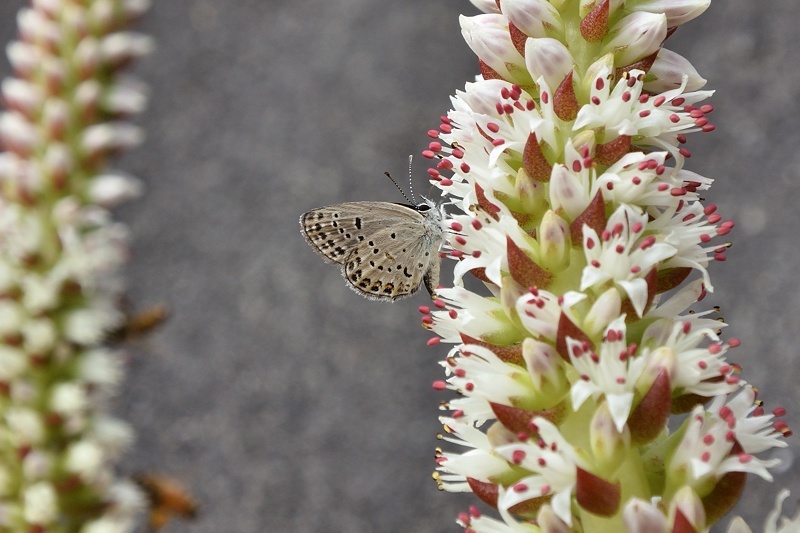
1, 1, 799, 531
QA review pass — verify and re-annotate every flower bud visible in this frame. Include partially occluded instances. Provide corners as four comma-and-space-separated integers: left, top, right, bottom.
500, 0, 563, 39
590, 401, 630, 471
524, 37, 574, 91
538, 211, 570, 271
646, 48, 707, 93
632, 0, 711, 26
669, 486, 706, 531
550, 165, 586, 221
537, 504, 572, 533
583, 288, 622, 337
623, 498, 669, 533
604, 12, 667, 66
461, 14, 527, 82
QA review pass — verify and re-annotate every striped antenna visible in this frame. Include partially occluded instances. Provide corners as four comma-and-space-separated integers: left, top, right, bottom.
407, 155, 417, 203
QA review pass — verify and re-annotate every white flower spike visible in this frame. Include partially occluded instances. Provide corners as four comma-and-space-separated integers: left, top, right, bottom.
425, 2, 792, 531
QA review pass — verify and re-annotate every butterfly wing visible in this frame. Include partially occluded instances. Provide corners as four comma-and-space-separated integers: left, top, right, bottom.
300, 202, 412, 265
343, 228, 437, 301
300, 202, 442, 301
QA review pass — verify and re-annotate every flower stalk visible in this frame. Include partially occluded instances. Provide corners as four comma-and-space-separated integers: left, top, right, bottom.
426, 1, 791, 531
0, 0, 151, 530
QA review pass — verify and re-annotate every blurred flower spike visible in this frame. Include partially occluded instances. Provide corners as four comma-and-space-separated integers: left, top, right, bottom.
424, 1, 792, 531
0, 0, 152, 531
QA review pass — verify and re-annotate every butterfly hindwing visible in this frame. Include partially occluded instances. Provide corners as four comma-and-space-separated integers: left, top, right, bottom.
342, 226, 436, 300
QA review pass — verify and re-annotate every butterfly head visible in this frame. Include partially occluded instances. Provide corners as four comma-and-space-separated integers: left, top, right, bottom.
418, 195, 449, 211
415, 196, 447, 224
415, 197, 436, 211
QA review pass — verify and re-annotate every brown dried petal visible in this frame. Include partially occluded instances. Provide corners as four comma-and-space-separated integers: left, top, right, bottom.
569, 189, 606, 244
467, 477, 499, 508
460, 334, 524, 366
671, 508, 698, 533
490, 401, 567, 435
629, 369, 671, 445
555, 312, 594, 361
553, 71, 578, 122
480, 59, 504, 81
523, 132, 553, 182
615, 51, 659, 81
575, 467, 620, 516
656, 267, 692, 294
508, 21, 528, 57
580, 0, 610, 42
701, 443, 747, 524
594, 135, 631, 166
476, 183, 501, 220
507, 236, 553, 289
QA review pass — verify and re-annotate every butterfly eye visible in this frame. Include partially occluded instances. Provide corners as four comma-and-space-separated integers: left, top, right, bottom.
417, 203, 431, 212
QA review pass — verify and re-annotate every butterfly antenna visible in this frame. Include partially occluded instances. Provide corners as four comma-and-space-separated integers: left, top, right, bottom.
407, 154, 417, 204
384, 171, 413, 205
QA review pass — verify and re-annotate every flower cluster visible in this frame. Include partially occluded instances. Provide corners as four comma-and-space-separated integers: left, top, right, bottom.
0, 0, 151, 530
424, 1, 791, 531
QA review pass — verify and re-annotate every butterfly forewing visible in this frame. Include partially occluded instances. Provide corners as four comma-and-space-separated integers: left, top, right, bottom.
301, 202, 410, 264
300, 201, 443, 301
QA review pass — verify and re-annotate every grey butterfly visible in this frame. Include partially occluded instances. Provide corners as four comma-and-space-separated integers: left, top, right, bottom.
299, 199, 445, 301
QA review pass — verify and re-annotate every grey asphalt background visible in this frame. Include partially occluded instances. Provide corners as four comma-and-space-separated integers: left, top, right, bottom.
2, 1, 799, 532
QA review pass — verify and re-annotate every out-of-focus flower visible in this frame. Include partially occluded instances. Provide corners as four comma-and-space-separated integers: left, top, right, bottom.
0, 0, 152, 530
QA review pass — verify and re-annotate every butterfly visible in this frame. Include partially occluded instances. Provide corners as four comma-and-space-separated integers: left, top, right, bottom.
299, 198, 445, 301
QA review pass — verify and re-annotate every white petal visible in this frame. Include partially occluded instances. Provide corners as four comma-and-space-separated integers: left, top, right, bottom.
551, 488, 574, 526
618, 278, 648, 317
607, 392, 634, 432
571, 380, 596, 411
